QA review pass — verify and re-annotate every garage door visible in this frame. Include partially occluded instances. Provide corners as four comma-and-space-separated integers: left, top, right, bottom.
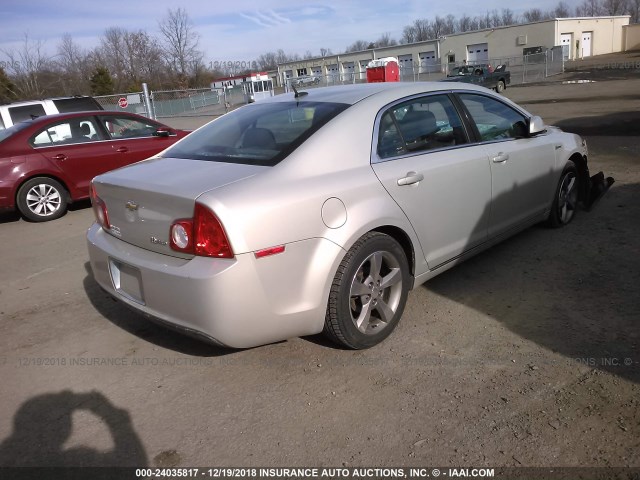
359, 60, 369, 80
419, 51, 437, 73
398, 54, 414, 77
343, 62, 355, 81
467, 43, 489, 63
327, 64, 339, 82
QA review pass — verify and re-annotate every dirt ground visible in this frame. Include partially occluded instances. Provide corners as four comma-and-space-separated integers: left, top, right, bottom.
0, 64, 639, 477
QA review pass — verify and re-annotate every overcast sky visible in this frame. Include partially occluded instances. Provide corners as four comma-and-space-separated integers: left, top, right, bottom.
0, 0, 583, 64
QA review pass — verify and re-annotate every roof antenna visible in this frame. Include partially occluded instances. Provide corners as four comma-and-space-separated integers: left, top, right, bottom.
290, 81, 308, 98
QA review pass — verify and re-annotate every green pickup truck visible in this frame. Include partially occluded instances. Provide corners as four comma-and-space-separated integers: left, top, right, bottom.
442, 64, 511, 93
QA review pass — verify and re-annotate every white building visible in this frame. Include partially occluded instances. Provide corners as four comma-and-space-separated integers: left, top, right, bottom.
276, 16, 631, 84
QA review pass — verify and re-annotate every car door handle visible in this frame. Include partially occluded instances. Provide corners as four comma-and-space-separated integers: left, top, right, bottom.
116, 147, 128, 153
53, 154, 67, 161
397, 172, 424, 186
492, 153, 509, 163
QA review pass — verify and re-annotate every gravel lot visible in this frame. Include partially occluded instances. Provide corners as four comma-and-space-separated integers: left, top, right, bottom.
0, 67, 638, 476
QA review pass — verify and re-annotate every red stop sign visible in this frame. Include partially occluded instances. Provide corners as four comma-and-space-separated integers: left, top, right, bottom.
118, 97, 128, 108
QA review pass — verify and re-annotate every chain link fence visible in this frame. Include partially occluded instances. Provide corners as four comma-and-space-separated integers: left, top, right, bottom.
96, 88, 228, 119
97, 48, 564, 123
150, 88, 222, 118
94, 92, 148, 114
283, 47, 564, 91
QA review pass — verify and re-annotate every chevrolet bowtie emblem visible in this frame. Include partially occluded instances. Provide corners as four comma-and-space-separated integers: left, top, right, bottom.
125, 201, 139, 211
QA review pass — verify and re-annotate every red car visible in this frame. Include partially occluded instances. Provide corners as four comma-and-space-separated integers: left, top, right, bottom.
0, 111, 189, 221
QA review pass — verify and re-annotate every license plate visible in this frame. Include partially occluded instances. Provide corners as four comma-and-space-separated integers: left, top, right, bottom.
109, 259, 145, 305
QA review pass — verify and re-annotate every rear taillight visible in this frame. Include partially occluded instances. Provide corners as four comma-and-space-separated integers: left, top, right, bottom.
90, 182, 110, 230
170, 203, 233, 258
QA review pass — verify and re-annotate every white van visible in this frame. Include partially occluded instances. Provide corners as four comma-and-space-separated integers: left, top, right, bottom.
0, 96, 103, 130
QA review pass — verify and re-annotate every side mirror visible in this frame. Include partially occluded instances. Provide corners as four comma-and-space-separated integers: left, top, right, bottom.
529, 116, 546, 136
155, 127, 172, 137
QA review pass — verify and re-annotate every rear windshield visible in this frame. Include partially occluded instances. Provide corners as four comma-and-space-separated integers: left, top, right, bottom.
0, 121, 31, 143
161, 101, 349, 166
53, 97, 103, 112
8, 104, 46, 123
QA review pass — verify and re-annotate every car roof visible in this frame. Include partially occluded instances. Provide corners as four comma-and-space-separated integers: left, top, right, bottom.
262, 81, 496, 105
0, 96, 97, 107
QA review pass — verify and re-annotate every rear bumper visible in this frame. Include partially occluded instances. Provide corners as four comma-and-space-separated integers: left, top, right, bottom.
86, 224, 345, 348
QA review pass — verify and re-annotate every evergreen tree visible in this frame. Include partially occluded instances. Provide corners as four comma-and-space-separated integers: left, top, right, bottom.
90, 67, 114, 95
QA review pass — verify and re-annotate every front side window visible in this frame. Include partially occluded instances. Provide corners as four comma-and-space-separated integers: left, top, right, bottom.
458, 94, 528, 142
377, 94, 468, 160
100, 115, 160, 139
30, 117, 101, 147
162, 101, 349, 166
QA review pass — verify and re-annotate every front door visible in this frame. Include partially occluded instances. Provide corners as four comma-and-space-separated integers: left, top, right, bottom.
457, 93, 556, 237
582, 32, 592, 58
371, 93, 491, 269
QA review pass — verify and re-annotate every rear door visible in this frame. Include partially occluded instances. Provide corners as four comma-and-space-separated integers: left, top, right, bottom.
371, 93, 492, 269
31, 116, 114, 195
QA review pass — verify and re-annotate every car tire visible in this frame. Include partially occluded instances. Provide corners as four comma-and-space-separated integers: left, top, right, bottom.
324, 232, 410, 349
496, 80, 505, 93
16, 177, 69, 222
548, 161, 579, 228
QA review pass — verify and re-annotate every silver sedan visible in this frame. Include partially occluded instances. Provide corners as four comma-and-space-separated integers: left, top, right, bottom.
87, 82, 601, 349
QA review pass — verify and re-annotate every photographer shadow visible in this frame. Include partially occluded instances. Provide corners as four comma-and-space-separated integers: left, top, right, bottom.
0, 390, 147, 468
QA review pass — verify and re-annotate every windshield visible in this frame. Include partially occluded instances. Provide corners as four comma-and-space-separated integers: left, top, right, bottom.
0, 121, 31, 143
161, 101, 349, 166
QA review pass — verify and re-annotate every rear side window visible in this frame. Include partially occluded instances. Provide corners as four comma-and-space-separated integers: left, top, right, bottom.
53, 97, 103, 112
30, 117, 102, 147
0, 122, 31, 143
8, 104, 46, 123
162, 101, 349, 166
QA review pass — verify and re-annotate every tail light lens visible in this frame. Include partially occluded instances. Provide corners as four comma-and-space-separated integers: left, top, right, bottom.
90, 182, 110, 230
170, 203, 233, 258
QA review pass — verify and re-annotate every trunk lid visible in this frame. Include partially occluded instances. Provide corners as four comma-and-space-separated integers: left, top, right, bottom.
92, 157, 267, 257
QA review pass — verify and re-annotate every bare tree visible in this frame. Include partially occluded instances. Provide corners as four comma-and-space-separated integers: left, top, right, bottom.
629, 0, 640, 22
345, 40, 371, 53
56, 34, 89, 95
553, 1, 573, 17
576, 0, 604, 16
96, 27, 127, 91
458, 14, 473, 32
523, 8, 545, 22
375, 33, 397, 47
1, 33, 53, 98
256, 51, 278, 70
601, 0, 629, 14
401, 25, 417, 43
158, 8, 202, 80
501, 9, 517, 25
444, 14, 457, 33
